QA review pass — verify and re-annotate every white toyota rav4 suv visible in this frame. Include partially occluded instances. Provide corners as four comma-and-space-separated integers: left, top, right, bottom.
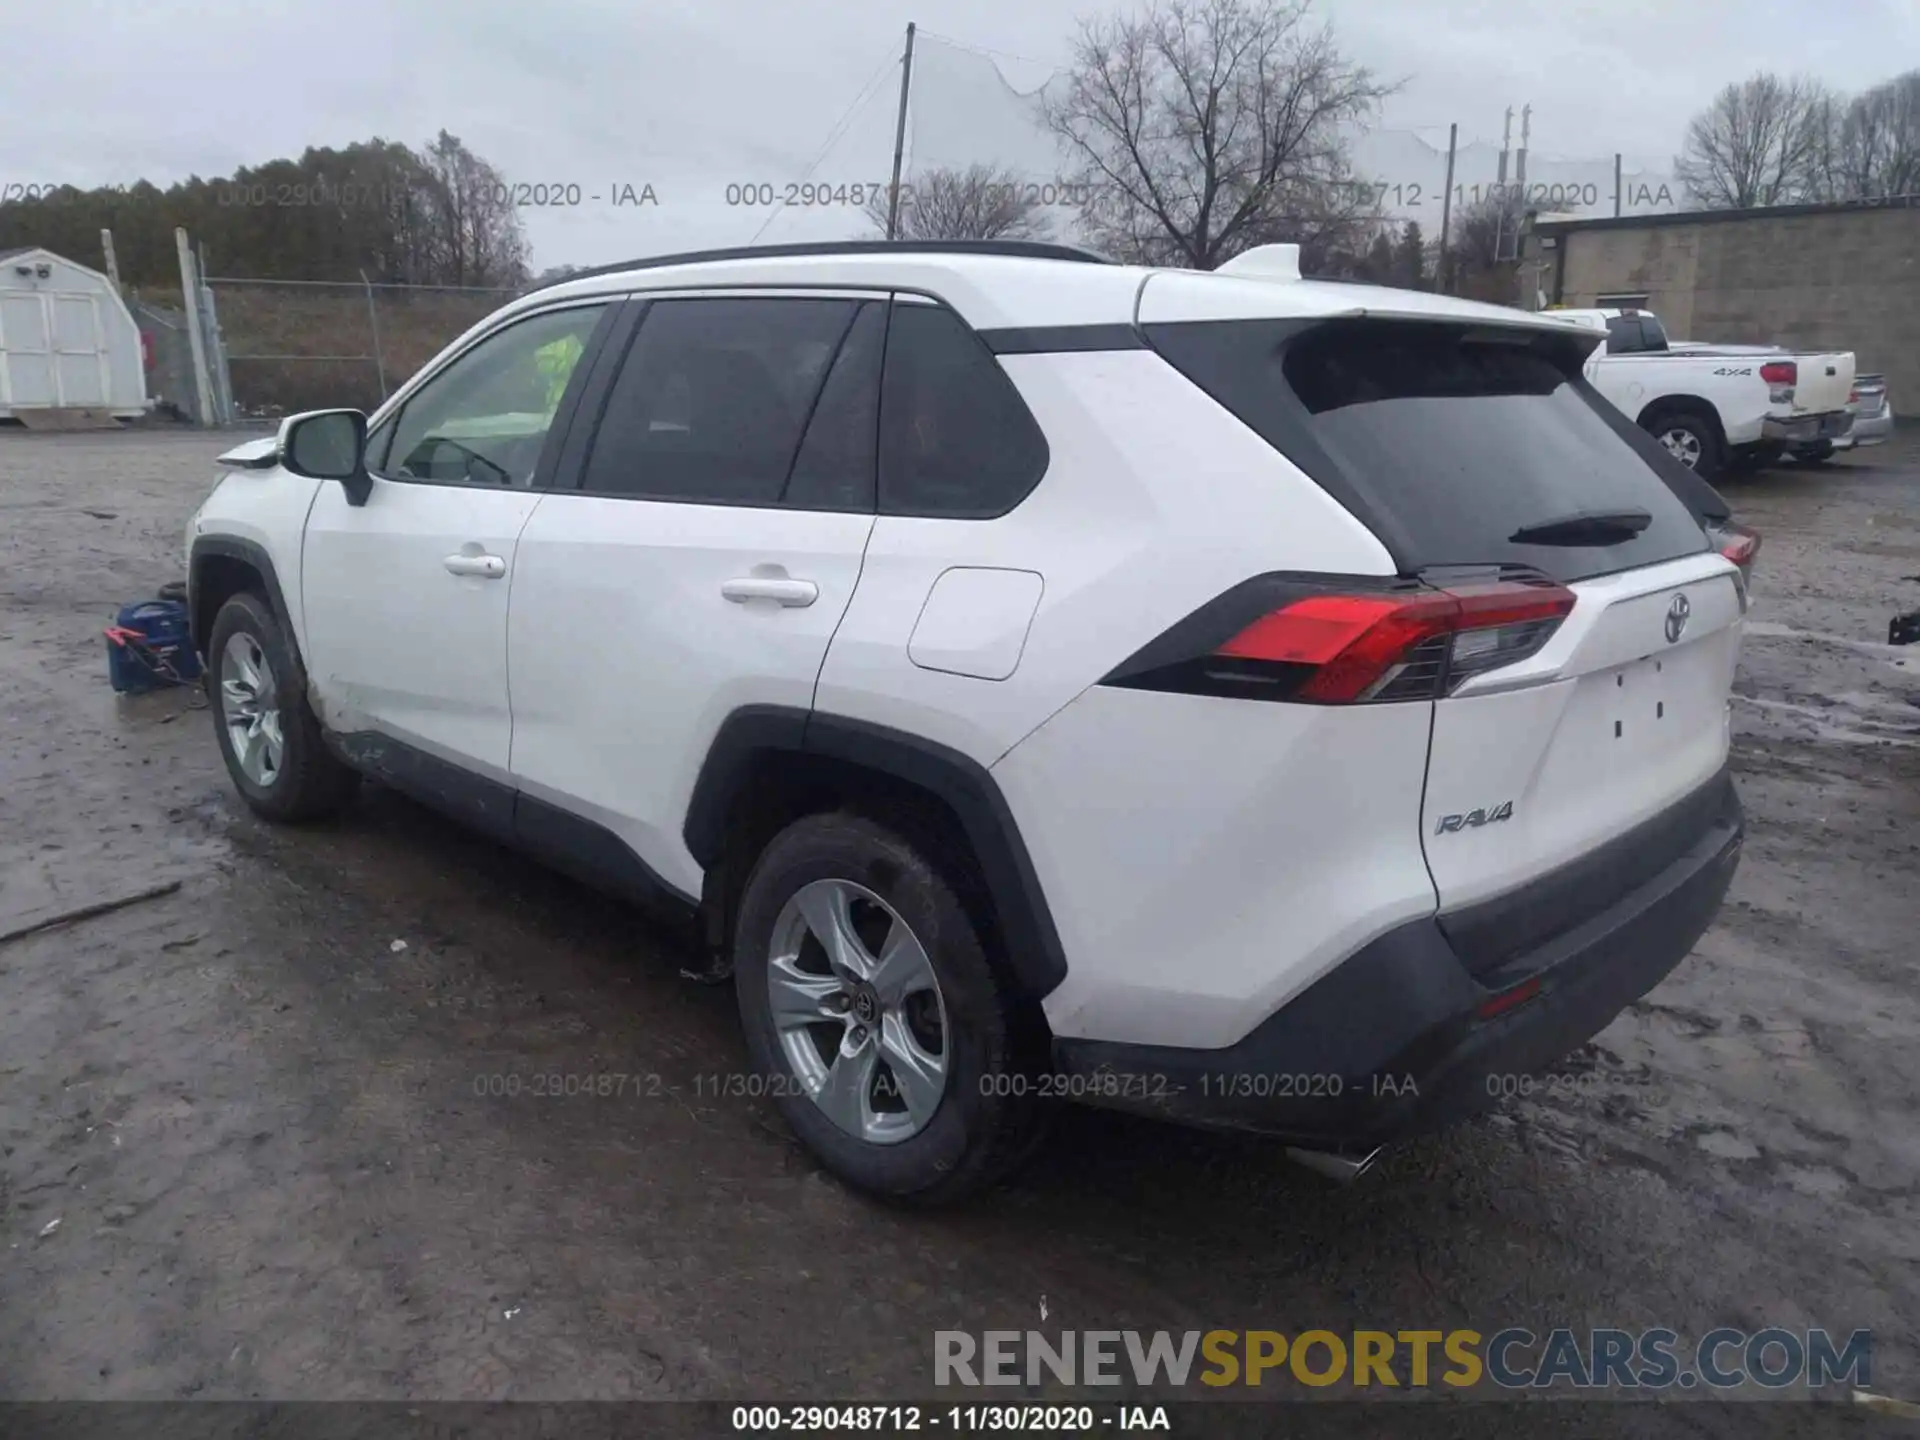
186, 240, 1751, 1203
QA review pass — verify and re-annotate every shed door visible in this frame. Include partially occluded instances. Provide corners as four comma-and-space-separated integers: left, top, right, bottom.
51, 293, 108, 406
1, 293, 56, 407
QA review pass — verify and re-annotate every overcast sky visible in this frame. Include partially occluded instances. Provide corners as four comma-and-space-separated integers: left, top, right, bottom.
6, 0, 1914, 271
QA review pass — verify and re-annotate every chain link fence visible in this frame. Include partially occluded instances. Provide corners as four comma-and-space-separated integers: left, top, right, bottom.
199, 275, 523, 419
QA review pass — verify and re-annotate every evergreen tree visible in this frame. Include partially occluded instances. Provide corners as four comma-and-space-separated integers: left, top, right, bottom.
1397, 221, 1426, 289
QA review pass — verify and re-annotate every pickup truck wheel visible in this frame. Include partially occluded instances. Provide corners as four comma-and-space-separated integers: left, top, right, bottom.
1790, 441, 1836, 466
1648, 409, 1723, 480
732, 811, 1043, 1205
207, 592, 358, 822
1727, 442, 1785, 473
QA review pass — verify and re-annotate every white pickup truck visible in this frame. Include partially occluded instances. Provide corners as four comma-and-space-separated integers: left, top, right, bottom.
1545, 308, 1856, 480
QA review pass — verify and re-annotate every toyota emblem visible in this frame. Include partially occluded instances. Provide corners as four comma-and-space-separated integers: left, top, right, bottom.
1664, 592, 1691, 644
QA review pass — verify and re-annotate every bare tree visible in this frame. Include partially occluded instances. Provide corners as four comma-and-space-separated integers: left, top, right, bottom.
1808, 69, 1920, 201
863, 165, 1050, 241
1674, 74, 1834, 209
1043, 0, 1393, 268
1433, 192, 1528, 303
417, 130, 530, 288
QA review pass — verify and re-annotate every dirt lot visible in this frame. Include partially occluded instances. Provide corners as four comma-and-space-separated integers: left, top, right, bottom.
1, 426, 1916, 1432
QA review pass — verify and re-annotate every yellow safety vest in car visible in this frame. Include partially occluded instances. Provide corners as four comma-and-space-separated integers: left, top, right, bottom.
533, 333, 586, 414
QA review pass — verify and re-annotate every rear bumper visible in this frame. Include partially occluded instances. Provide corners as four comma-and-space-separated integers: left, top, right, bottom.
1763, 410, 1851, 444
1846, 407, 1893, 446
1051, 767, 1742, 1148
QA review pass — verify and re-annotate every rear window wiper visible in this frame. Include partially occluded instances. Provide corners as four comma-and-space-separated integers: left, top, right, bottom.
1509, 508, 1652, 545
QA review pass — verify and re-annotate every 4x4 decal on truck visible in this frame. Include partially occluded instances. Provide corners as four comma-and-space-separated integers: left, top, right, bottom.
1435, 801, 1515, 835
1712, 367, 1754, 376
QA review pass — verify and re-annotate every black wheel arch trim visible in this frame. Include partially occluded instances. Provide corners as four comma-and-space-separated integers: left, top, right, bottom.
188, 534, 297, 660
684, 706, 1069, 1001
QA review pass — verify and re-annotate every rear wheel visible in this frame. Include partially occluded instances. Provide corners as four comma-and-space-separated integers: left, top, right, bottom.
732, 811, 1043, 1204
1727, 442, 1784, 473
1646, 408, 1723, 480
1789, 440, 1836, 466
207, 592, 358, 822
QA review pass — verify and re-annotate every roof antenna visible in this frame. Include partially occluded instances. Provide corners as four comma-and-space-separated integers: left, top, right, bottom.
1214, 244, 1301, 281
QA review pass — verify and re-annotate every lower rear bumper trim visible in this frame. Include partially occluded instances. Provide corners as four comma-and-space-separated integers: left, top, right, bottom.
1051, 769, 1742, 1147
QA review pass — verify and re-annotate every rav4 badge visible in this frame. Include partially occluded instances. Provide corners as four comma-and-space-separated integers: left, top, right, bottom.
1434, 801, 1515, 835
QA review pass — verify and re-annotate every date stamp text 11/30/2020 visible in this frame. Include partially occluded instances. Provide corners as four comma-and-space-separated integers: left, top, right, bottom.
213, 181, 659, 209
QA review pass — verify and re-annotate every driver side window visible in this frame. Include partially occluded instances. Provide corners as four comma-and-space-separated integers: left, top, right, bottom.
371, 303, 608, 487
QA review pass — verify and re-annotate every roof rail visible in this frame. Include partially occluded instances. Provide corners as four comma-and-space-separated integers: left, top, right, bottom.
523, 239, 1116, 295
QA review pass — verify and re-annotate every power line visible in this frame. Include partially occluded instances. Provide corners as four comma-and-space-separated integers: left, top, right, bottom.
915, 28, 1061, 74
750, 40, 903, 244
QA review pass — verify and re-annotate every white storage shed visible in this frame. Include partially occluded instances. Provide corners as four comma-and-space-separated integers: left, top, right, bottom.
0, 246, 149, 419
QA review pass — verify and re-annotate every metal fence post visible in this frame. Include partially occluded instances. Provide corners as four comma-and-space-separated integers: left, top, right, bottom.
175, 229, 217, 427
360, 270, 389, 400
200, 280, 236, 425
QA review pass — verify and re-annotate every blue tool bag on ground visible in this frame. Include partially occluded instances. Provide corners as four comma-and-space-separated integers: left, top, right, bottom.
106, 599, 202, 693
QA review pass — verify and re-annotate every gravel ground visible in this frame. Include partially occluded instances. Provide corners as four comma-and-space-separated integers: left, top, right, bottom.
0, 425, 1915, 1435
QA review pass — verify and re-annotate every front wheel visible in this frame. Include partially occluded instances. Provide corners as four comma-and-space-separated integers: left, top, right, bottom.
732, 812, 1043, 1205
207, 592, 358, 822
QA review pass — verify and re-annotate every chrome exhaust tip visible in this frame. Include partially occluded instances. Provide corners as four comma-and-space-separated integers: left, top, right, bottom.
1284, 1145, 1382, 1183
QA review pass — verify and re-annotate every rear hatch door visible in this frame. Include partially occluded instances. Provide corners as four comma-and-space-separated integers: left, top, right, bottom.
1420, 552, 1741, 937
1139, 281, 1742, 952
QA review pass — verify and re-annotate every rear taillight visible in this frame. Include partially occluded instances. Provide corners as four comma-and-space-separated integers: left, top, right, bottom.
1714, 523, 1761, 570
1104, 577, 1576, 705
1706, 520, 1761, 608
1761, 359, 1796, 406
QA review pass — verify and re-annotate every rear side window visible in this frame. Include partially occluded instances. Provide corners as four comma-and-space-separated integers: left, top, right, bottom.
784, 302, 885, 511
580, 297, 858, 505
879, 303, 1048, 518
1605, 315, 1645, 353
1147, 317, 1708, 582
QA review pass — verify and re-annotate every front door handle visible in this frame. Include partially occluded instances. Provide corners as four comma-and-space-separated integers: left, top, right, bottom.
721, 576, 818, 607
444, 553, 507, 579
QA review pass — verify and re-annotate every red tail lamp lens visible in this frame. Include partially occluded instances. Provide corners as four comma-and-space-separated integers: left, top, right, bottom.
1216, 582, 1576, 703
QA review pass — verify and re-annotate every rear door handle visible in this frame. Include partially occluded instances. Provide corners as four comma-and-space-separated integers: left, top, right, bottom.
721, 577, 818, 607
444, 553, 507, 579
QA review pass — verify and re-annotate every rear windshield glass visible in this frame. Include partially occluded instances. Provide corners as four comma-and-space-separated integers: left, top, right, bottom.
1147, 317, 1710, 582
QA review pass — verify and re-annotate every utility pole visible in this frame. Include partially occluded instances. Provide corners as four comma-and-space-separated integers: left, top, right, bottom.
1497, 106, 1513, 186
885, 22, 917, 241
1438, 122, 1458, 293
1516, 104, 1531, 188
1614, 153, 1624, 216
100, 229, 122, 294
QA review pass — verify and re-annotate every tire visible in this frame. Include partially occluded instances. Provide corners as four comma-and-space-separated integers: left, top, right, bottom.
1789, 440, 1836, 466
1727, 442, 1784, 474
1646, 408, 1723, 481
206, 591, 358, 822
732, 811, 1043, 1205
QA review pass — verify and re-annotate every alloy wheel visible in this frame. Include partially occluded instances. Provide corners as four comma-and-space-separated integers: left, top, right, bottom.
766, 878, 950, 1144
1660, 426, 1703, 469
219, 632, 284, 787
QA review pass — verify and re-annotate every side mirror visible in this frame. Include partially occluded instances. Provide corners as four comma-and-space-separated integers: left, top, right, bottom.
279, 409, 372, 506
